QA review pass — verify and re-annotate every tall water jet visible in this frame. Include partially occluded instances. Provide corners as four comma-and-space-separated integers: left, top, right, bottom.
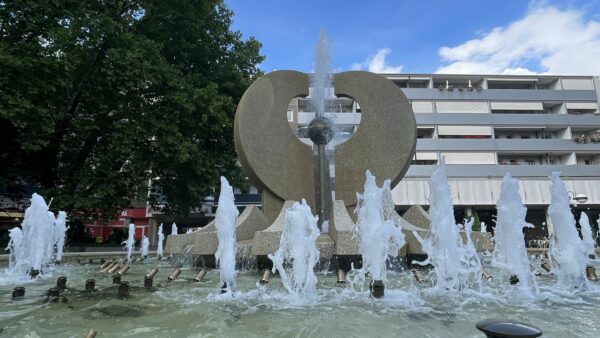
141, 235, 149, 258
579, 212, 595, 258
20, 194, 54, 277
53, 211, 67, 263
309, 28, 334, 231
413, 160, 481, 291
44, 211, 55, 265
215, 176, 239, 293
352, 170, 405, 294
548, 172, 587, 288
171, 223, 178, 235
124, 223, 135, 261
493, 173, 536, 291
5, 227, 23, 271
156, 223, 164, 257
268, 199, 320, 299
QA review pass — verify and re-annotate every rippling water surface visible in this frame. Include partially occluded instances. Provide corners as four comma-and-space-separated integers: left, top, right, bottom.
0, 256, 599, 337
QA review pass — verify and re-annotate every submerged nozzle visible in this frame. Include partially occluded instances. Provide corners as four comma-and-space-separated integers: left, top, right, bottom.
12, 286, 25, 299
29, 269, 40, 278
85, 279, 96, 292
47, 287, 60, 302
107, 264, 120, 274
509, 275, 520, 285
57, 276, 67, 290
86, 329, 97, 338
412, 269, 427, 283
194, 269, 208, 282
370, 280, 384, 298
118, 281, 129, 298
145, 267, 159, 279
117, 265, 130, 276
259, 269, 270, 285
336, 269, 346, 285
113, 275, 121, 285
100, 260, 114, 270
586, 265, 597, 282
168, 268, 181, 281
101, 261, 118, 273
541, 261, 552, 273
481, 270, 493, 281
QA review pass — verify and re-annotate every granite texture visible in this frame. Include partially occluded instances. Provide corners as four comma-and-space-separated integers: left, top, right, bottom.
334, 71, 417, 208
234, 71, 314, 223
329, 200, 360, 255
192, 205, 269, 255
234, 70, 417, 223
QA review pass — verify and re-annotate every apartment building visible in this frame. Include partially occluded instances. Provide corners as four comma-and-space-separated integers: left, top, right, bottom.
290, 74, 600, 238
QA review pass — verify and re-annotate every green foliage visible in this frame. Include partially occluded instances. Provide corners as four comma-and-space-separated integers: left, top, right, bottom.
0, 1, 263, 216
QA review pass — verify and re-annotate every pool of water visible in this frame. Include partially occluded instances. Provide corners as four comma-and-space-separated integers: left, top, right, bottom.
0, 256, 599, 337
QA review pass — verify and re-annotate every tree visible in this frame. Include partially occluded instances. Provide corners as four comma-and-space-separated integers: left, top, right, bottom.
0, 0, 263, 217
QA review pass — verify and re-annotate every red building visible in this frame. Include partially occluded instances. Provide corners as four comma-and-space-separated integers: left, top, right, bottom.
86, 208, 149, 241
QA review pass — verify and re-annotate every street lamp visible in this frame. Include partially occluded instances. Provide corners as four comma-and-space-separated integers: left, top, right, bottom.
568, 191, 588, 206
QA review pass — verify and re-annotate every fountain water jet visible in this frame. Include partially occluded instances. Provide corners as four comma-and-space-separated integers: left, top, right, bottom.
215, 176, 239, 293
492, 172, 536, 292
124, 223, 135, 261
268, 199, 320, 299
54, 211, 67, 263
351, 170, 405, 296
171, 223, 177, 235
141, 235, 149, 259
5, 227, 23, 272
156, 223, 165, 257
548, 172, 587, 288
579, 212, 595, 259
413, 160, 482, 291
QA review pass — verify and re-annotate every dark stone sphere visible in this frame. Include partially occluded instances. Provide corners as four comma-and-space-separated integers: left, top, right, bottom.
307, 116, 334, 145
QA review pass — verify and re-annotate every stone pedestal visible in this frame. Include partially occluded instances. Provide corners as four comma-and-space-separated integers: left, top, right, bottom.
193, 205, 269, 255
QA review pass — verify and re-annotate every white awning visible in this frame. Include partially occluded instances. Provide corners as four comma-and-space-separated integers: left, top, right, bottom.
490, 102, 543, 110
438, 126, 492, 136
561, 78, 594, 90
565, 102, 598, 110
487, 77, 538, 82
412, 101, 433, 113
436, 101, 488, 113
392, 179, 600, 206
415, 152, 438, 160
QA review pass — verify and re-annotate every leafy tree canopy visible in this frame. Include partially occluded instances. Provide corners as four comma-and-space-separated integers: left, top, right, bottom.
0, 0, 263, 217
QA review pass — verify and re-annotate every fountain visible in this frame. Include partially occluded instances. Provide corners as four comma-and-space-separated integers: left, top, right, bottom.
579, 212, 595, 258
10, 31, 600, 337
156, 223, 165, 257
413, 160, 482, 291
124, 223, 135, 261
548, 172, 588, 288
268, 199, 320, 299
141, 236, 149, 259
493, 172, 536, 291
214, 176, 239, 293
5, 227, 23, 271
54, 211, 67, 264
352, 170, 405, 296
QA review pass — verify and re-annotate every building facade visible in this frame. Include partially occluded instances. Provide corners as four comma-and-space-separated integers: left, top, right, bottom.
290, 74, 600, 239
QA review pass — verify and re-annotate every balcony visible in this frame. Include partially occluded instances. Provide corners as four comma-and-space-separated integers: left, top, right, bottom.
401, 88, 597, 102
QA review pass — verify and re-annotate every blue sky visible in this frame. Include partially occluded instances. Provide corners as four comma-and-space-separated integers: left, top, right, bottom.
226, 0, 600, 75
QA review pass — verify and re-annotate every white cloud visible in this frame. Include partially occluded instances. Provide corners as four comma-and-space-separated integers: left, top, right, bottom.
351, 48, 403, 73
436, 6, 600, 75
